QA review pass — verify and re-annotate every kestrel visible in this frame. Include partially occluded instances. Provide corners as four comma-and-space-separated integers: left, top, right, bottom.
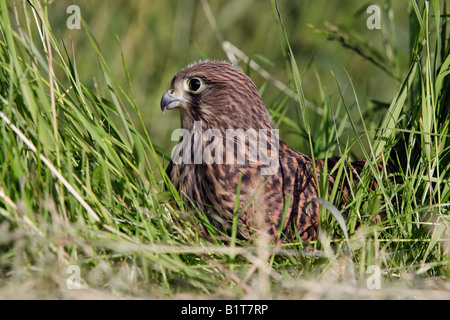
160, 60, 389, 242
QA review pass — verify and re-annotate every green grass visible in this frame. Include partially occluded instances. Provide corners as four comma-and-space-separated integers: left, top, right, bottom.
0, 0, 449, 299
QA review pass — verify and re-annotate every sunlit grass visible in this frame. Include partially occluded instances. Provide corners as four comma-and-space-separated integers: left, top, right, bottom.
0, 0, 448, 299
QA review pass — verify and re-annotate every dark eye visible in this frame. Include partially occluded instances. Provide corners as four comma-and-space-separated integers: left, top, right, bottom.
187, 77, 203, 93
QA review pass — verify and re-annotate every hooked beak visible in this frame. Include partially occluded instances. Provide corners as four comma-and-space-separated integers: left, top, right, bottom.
160, 90, 188, 111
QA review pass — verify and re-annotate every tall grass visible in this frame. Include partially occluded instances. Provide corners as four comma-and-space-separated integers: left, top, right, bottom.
0, 0, 448, 299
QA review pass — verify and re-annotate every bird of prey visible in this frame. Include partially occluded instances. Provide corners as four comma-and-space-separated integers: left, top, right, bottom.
160, 60, 390, 242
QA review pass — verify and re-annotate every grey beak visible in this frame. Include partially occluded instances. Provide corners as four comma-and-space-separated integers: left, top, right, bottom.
160, 91, 188, 111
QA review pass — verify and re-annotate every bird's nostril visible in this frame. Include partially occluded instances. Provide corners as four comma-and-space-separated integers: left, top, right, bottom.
169, 89, 175, 95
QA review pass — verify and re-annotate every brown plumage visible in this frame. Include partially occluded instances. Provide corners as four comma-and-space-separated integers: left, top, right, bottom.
160, 60, 389, 242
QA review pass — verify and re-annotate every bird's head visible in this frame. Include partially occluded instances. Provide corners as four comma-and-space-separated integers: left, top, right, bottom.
160, 60, 272, 130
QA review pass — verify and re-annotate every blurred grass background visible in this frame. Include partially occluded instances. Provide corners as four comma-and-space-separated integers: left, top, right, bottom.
0, 0, 448, 299
48, 0, 408, 157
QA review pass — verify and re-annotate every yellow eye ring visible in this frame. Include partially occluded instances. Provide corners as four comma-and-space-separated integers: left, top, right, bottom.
186, 77, 203, 93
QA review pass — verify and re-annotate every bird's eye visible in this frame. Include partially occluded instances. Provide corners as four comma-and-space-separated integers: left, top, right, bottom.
187, 77, 203, 93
